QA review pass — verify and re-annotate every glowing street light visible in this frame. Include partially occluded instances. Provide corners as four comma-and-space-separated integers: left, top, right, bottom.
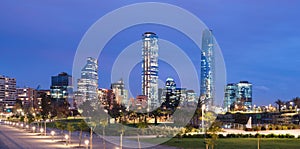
84, 139, 89, 149
51, 131, 55, 141
40, 128, 44, 134
32, 126, 36, 133
65, 135, 69, 146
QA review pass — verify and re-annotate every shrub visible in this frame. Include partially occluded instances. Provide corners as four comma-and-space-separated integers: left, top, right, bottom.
285, 134, 295, 138
271, 125, 276, 130
218, 134, 225, 138
266, 133, 272, 138
282, 126, 288, 130
253, 126, 261, 131
276, 125, 282, 130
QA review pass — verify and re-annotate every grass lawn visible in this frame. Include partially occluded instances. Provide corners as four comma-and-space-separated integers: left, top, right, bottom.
142, 138, 300, 149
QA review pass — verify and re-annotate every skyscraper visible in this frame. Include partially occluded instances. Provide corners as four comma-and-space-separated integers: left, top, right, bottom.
77, 57, 98, 103
111, 79, 128, 108
223, 83, 237, 112
0, 75, 16, 113
161, 77, 178, 110
200, 29, 215, 110
50, 72, 73, 107
236, 81, 252, 110
142, 32, 159, 110
223, 81, 252, 112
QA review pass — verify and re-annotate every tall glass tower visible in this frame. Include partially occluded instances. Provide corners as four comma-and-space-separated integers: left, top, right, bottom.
50, 72, 73, 107
200, 29, 215, 110
77, 57, 98, 102
142, 32, 159, 110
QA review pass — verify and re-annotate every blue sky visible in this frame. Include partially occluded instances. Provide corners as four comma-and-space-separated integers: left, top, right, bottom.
1, 0, 300, 105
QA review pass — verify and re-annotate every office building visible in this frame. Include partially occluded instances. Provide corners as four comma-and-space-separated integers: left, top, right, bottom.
200, 29, 215, 110
161, 77, 179, 110
0, 75, 16, 113
50, 72, 73, 107
223, 84, 237, 112
77, 57, 98, 103
16, 88, 38, 111
111, 79, 128, 108
223, 81, 252, 112
142, 32, 159, 110
236, 81, 252, 110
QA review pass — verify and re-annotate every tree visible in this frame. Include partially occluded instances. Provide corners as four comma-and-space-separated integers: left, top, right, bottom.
79, 99, 108, 149
151, 108, 162, 125
205, 122, 222, 149
118, 124, 125, 149
40, 92, 53, 119
137, 122, 148, 149
55, 121, 66, 141
108, 100, 126, 123
275, 99, 284, 112
292, 97, 300, 108
67, 123, 75, 144
78, 120, 88, 147
101, 119, 108, 147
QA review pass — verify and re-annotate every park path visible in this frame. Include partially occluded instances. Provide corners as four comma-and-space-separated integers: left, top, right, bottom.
0, 123, 177, 149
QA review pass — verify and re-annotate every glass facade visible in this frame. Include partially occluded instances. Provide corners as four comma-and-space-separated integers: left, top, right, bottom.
50, 72, 73, 107
111, 79, 128, 108
200, 29, 215, 110
223, 81, 252, 112
236, 81, 252, 110
223, 83, 237, 112
77, 57, 98, 103
161, 77, 178, 110
142, 32, 159, 110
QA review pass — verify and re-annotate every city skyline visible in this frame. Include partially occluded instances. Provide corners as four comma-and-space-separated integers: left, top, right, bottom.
1, 1, 300, 105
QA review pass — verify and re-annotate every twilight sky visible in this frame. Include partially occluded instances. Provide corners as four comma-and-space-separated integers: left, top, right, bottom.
1, 0, 300, 106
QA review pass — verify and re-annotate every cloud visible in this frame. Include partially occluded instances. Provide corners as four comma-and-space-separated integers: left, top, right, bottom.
254, 85, 270, 91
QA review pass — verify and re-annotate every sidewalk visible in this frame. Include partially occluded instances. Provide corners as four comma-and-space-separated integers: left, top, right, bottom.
0, 122, 177, 149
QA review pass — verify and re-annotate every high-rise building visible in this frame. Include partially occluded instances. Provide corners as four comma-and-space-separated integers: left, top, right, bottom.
77, 57, 98, 103
50, 72, 73, 107
236, 81, 252, 110
223, 83, 237, 112
142, 32, 159, 110
16, 88, 38, 110
200, 29, 215, 110
175, 88, 187, 107
0, 75, 16, 113
223, 81, 252, 112
161, 77, 178, 110
111, 79, 128, 108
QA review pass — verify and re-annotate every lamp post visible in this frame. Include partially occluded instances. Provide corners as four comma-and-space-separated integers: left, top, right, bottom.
40, 128, 44, 135
51, 131, 55, 141
32, 126, 36, 133
65, 134, 69, 146
84, 139, 89, 149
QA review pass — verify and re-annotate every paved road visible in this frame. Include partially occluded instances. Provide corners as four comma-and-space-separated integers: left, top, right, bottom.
0, 123, 177, 149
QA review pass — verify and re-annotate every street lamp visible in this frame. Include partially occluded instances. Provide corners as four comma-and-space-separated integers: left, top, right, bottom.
40, 128, 44, 135
32, 126, 36, 133
65, 134, 69, 146
26, 125, 29, 129
84, 139, 89, 149
51, 131, 55, 141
